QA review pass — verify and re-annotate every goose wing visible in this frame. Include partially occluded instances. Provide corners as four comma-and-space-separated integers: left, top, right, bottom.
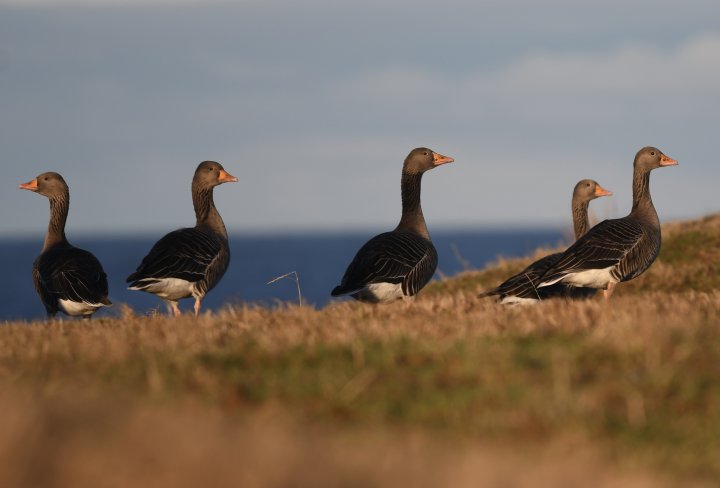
479, 252, 561, 299
332, 231, 438, 297
33, 247, 110, 306
127, 228, 225, 285
538, 218, 649, 287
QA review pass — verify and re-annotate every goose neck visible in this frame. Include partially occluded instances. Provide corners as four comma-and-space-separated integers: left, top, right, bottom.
193, 184, 228, 238
395, 171, 429, 238
630, 167, 659, 225
571, 199, 590, 239
43, 192, 69, 251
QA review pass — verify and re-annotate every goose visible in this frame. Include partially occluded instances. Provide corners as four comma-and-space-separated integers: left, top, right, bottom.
479, 179, 612, 304
536, 147, 677, 298
331, 147, 453, 303
127, 161, 237, 316
19, 172, 111, 319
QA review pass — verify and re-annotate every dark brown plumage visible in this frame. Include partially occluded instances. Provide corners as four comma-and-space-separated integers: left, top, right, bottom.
331, 147, 453, 303
536, 147, 678, 298
479, 179, 612, 304
127, 161, 238, 316
19, 172, 111, 319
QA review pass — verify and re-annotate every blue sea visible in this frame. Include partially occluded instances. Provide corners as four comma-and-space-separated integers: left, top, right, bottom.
0, 228, 567, 321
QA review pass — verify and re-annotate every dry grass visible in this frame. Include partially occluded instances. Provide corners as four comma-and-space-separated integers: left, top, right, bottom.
0, 392, 674, 488
2, 214, 720, 487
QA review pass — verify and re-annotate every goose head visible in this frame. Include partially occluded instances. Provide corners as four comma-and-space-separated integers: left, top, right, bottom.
193, 161, 238, 189
634, 146, 678, 172
19, 172, 68, 198
403, 147, 453, 175
573, 179, 612, 202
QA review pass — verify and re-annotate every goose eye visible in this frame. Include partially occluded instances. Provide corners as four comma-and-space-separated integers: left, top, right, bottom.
423, 152, 428, 156
651, 151, 655, 156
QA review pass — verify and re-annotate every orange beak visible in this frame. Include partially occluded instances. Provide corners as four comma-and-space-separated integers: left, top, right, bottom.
19, 178, 39, 192
432, 152, 454, 166
594, 184, 613, 197
659, 154, 678, 167
218, 169, 239, 183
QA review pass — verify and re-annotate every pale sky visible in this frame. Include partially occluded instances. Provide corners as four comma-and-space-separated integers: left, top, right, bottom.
1, 0, 718, 236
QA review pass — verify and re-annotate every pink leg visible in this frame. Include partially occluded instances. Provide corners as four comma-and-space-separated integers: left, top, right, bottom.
604, 282, 617, 300
165, 300, 181, 317
194, 298, 202, 317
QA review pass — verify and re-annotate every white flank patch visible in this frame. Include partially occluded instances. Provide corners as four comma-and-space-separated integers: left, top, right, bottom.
500, 296, 539, 306
363, 282, 404, 303
129, 278, 195, 301
542, 267, 616, 289
58, 299, 107, 317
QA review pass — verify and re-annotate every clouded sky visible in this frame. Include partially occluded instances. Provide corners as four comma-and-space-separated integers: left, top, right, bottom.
1, 0, 718, 236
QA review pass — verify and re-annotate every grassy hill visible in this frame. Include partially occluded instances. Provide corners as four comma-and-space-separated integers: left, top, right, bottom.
1, 214, 719, 487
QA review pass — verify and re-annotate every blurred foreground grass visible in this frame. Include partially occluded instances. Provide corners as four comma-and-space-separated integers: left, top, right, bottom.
1, 214, 720, 487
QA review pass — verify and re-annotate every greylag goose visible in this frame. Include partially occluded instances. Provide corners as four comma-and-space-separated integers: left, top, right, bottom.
19, 172, 111, 319
331, 147, 453, 303
479, 179, 612, 304
536, 147, 677, 298
127, 161, 237, 316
